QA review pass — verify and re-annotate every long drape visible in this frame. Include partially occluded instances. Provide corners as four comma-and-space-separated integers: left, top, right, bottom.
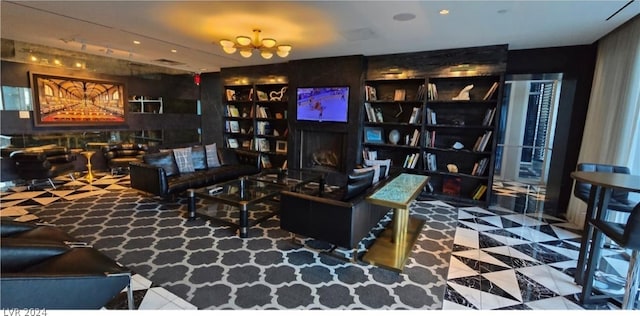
566, 16, 640, 226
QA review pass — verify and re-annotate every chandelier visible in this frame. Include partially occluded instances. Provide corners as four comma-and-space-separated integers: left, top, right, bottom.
219, 29, 292, 59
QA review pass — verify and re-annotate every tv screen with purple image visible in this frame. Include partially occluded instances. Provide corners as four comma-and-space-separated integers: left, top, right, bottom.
296, 86, 349, 123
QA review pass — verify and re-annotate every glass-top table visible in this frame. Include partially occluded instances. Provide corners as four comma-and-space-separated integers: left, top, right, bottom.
248, 168, 326, 194
187, 177, 284, 238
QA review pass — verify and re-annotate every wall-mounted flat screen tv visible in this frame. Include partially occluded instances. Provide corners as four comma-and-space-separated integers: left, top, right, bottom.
296, 86, 349, 123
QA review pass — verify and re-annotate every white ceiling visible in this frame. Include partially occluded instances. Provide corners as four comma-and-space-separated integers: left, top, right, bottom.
1, 1, 638, 74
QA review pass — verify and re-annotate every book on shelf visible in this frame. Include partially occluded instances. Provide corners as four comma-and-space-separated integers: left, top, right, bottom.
403, 153, 419, 169
416, 84, 426, 101
226, 105, 240, 117
483, 82, 499, 100
408, 107, 421, 124
393, 89, 406, 101
427, 83, 438, 100
256, 138, 270, 152
364, 102, 376, 122
227, 138, 239, 148
473, 131, 492, 152
472, 184, 488, 200
482, 108, 496, 126
425, 108, 436, 125
227, 120, 240, 133
410, 129, 420, 146
425, 152, 437, 171
260, 155, 272, 168
365, 85, 377, 101
362, 149, 377, 160
472, 158, 489, 176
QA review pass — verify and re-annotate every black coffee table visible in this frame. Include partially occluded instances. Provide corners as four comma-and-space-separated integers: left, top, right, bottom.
187, 177, 283, 238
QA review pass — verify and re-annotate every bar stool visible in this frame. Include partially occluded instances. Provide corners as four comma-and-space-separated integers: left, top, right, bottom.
585, 202, 640, 309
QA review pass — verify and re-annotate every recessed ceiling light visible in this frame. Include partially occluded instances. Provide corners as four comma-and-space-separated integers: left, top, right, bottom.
171, 49, 177, 53
393, 13, 416, 21
133, 40, 141, 45
497, 9, 508, 14
439, 9, 449, 15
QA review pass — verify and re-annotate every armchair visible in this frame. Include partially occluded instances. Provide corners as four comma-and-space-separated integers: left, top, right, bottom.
102, 143, 149, 175
1, 219, 80, 244
0, 238, 133, 309
9, 145, 76, 189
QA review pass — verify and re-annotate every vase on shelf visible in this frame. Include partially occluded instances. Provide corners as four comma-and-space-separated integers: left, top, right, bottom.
389, 129, 400, 145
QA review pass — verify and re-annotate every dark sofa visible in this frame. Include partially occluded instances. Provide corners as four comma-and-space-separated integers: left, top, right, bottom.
130, 145, 261, 199
279, 168, 392, 255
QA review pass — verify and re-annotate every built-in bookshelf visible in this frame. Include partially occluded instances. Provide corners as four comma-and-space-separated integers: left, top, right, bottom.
420, 75, 502, 206
361, 75, 502, 206
362, 78, 426, 173
223, 83, 289, 169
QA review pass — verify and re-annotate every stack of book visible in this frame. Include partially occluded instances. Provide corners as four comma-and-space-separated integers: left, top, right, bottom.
472, 184, 488, 200
403, 152, 420, 169
471, 157, 489, 176
472, 131, 492, 152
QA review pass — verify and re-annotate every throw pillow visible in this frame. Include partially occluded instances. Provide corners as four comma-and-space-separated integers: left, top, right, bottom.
205, 143, 221, 168
173, 147, 195, 173
364, 159, 391, 178
353, 165, 380, 184
191, 145, 207, 170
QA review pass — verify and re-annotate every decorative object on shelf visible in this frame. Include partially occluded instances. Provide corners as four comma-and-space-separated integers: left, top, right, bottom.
275, 140, 287, 153
269, 86, 288, 101
388, 129, 400, 145
219, 29, 292, 59
452, 118, 465, 126
257, 90, 269, 101
394, 104, 403, 118
364, 127, 384, 144
452, 141, 464, 150
452, 84, 474, 100
447, 164, 459, 173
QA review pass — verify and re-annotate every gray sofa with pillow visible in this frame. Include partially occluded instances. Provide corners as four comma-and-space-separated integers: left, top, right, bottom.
129, 145, 261, 199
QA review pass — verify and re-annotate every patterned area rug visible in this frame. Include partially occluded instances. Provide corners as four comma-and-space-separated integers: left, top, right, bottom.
20, 186, 457, 310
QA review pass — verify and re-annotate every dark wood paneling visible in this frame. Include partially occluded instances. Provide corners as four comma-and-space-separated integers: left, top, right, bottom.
200, 72, 222, 146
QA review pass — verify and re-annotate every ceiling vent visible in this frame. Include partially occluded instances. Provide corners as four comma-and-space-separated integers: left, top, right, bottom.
153, 58, 186, 66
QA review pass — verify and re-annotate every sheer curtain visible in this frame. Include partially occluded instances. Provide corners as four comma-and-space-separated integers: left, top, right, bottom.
566, 16, 640, 227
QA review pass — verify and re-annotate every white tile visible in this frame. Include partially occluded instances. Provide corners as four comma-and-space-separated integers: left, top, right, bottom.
448, 256, 478, 279
442, 300, 475, 310
448, 282, 482, 309
483, 269, 523, 302
172, 298, 198, 310
131, 274, 153, 290
481, 231, 531, 246
138, 290, 174, 310
477, 250, 511, 268
526, 296, 576, 310
479, 289, 521, 310
149, 287, 181, 302
454, 227, 479, 249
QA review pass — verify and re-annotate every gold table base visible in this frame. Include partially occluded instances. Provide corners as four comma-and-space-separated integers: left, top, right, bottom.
362, 211, 425, 272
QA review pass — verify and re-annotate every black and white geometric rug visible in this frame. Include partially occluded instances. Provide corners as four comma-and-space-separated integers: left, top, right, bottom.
1, 174, 458, 310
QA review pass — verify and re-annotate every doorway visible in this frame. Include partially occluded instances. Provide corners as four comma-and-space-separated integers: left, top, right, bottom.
494, 73, 562, 186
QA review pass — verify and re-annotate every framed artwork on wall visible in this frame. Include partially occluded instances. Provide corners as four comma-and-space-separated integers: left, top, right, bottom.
29, 72, 127, 126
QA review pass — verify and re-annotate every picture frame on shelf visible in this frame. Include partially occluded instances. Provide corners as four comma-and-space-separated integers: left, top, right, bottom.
364, 127, 384, 144
275, 140, 288, 153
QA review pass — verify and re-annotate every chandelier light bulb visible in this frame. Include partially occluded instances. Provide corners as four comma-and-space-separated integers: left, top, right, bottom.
219, 29, 291, 59
222, 46, 237, 54
239, 49, 253, 58
236, 36, 251, 46
262, 38, 276, 48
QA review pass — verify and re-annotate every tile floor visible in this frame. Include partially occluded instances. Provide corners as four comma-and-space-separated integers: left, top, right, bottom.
1, 175, 635, 310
